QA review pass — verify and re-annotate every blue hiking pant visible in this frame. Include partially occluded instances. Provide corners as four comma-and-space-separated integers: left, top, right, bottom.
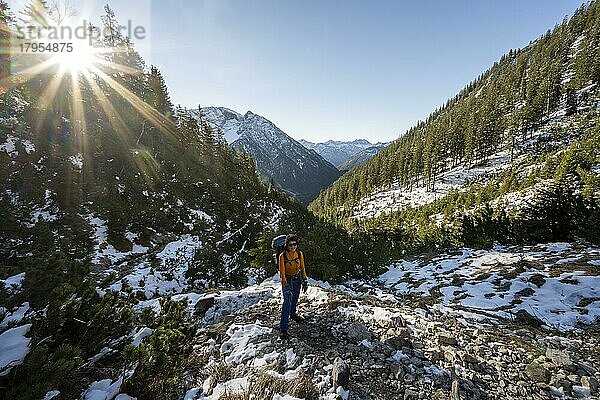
280, 274, 301, 332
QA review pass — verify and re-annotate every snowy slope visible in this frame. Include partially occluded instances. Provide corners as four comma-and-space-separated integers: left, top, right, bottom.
193, 107, 244, 144
375, 241, 600, 329
353, 149, 513, 219
65, 240, 600, 399
351, 98, 598, 220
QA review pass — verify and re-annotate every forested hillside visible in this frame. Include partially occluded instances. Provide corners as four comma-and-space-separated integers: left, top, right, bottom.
310, 1, 600, 256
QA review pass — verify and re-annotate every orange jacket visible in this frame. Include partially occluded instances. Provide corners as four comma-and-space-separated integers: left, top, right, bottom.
279, 250, 307, 285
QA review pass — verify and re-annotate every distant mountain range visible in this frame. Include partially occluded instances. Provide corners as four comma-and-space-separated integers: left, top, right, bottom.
196, 107, 341, 204
298, 139, 373, 167
338, 142, 388, 171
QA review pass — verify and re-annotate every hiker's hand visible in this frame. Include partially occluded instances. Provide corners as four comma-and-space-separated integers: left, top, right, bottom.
301, 280, 308, 293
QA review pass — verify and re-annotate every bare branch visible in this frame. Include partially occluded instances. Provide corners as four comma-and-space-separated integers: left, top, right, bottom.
47, 0, 77, 25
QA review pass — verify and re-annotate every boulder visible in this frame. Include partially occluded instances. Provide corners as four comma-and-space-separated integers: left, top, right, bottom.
438, 333, 457, 346
546, 348, 574, 369
332, 357, 350, 389
194, 296, 215, 318
346, 323, 371, 342
382, 328, 411, 349
581, 376, 599, 395
514, 310, 543, 328
577, 362, 597, 375
525, 362, 551, 383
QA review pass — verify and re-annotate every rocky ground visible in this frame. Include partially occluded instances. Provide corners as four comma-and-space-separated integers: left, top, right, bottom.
184, 278, 599, 400
175, 241, 600, 400
12, 241, 593, 399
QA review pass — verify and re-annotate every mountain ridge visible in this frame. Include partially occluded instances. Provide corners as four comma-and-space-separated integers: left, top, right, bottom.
195, 106, 342, 204
299, 138, 380, 167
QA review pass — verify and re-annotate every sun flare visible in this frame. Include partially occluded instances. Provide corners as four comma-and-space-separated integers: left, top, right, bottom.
50, 40, 99, 75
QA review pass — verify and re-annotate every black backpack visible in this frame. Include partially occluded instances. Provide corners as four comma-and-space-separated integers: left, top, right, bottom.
272, 234, 302, 268
271, 234, 287, 266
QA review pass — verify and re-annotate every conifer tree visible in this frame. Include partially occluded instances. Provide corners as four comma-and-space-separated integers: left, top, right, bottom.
146, 65, 174, 117
100, 5, 146, 96
0, 0, 12, 84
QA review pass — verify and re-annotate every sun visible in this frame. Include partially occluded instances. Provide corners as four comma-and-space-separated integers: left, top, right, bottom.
51, 39, 100, 76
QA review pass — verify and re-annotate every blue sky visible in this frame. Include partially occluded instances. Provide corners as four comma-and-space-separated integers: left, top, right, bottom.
21, 0, 586, 143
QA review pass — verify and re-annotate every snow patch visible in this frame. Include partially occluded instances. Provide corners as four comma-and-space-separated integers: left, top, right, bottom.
25, 189, 59, 227
1, 272, 25, 294
220, 323, 272, 364
0, 135, 18, 157
0, 324, 32, 376
85, 214, 151, 266
109, 235, 201, 298
0, 135, 35, 157
82, 377, 123, 400
42, 391, 60, 400
203, 377, 249, 400
22, 140, 35, 154
130, 327, 153, 347
0, 302, 30, 328
69, 153, 83, 169
285, 348, 296, 366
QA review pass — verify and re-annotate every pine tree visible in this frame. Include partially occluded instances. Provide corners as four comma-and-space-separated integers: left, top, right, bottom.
565, 88, 577, 116
146, 65, 174, 117
0, 0, 12, 86
100, 5, 146, 96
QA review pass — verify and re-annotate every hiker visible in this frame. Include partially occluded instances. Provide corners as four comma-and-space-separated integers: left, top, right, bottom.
278, 234, 308, 339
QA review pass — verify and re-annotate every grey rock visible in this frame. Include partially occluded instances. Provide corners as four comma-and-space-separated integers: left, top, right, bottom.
578, 362, 598, 375
546, 348, 573, 368
390, 315, 405, 328
581, 376, 598, 394
444, 348, 457, 363
550, 374, 573, 392
194, 296, 215, 318
332, 357, 350, 389
525, 362, 551, 383
382, 327, 411, 349
429, 350, 444, 362
514, 309, 543, 327
410, 357, 423, 367
438, 333, 457, 346
450, 379, 460, 400
459, 351, 479, 364
413, 349, 424, 359
392, 364, 405, 380
346, 323, 371, 342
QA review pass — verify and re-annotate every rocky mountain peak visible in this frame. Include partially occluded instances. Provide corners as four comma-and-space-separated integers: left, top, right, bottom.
198, 106, 341, 204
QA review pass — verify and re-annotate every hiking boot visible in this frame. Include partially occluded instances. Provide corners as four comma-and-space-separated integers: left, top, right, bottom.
279, 330, 289, 340
290, 314, 304, 323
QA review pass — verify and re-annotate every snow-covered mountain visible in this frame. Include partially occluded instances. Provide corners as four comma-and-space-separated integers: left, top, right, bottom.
299, 139, 377, 167
338, 142, 388, 172
198, 106, 245, 143
197, 107, 341, 204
